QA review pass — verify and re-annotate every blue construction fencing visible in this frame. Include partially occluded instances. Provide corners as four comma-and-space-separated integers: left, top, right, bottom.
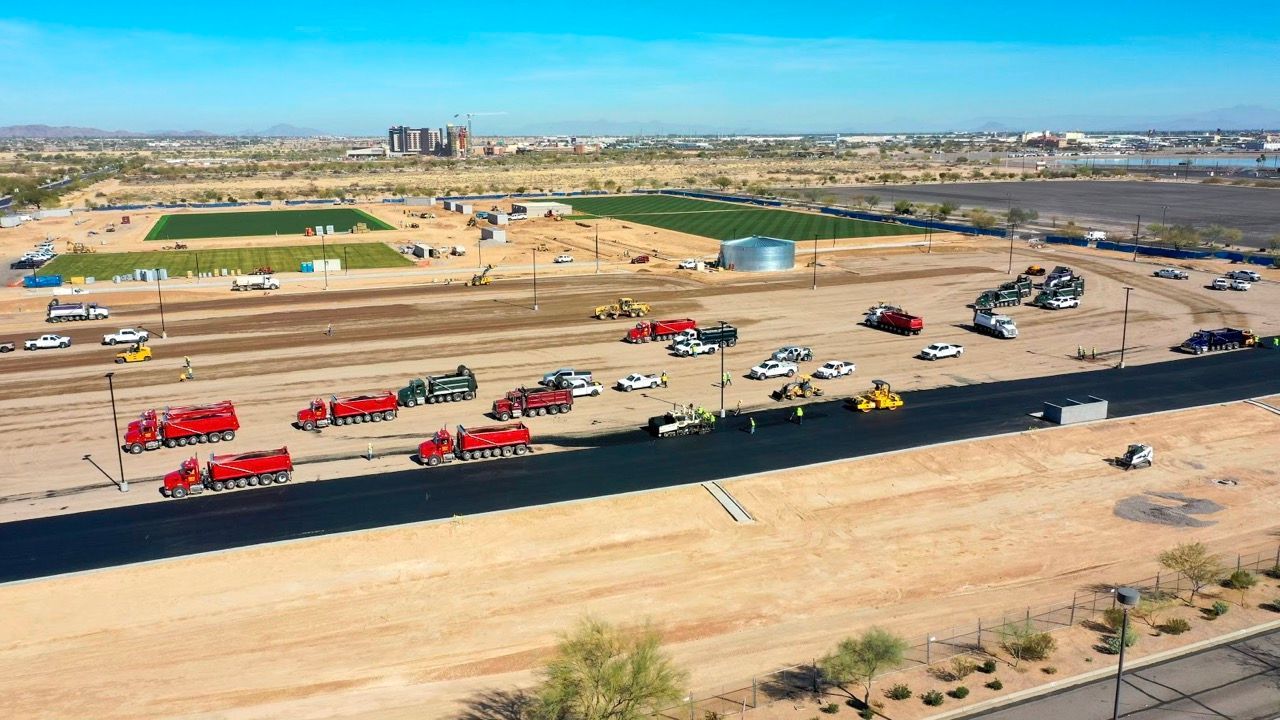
1045, 235, 1090, 247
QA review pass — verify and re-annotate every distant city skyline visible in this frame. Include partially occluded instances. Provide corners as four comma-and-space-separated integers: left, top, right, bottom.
3, 1, 1278, 135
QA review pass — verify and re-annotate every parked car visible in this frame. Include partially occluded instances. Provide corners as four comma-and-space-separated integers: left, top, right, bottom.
554, 254, 574, 263
1210, 278, 1231, 290
540, 368, 593, 387
1153, 268, 1189, 280
630, 255, 650, 264
475, 211, 492, 220
920, 342, 964, 360
1226, 269, 1261, 282
677, 259, 700, 270
1230, 279, 1252, 291
615, 372, 668, 392
102, 328, 150, 345
813, 360, 855, 379
10, 258, 46, 269
771, 345, 813, 363
748, 360, 798, 379
562, 377, 604, 397
1043, 296, 1080, 309
0, 341, 15, 353
24, 334, 71, 351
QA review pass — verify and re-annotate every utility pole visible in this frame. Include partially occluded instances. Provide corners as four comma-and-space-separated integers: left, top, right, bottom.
1119, 286, 1134, 368
1132, 215, 1141, 261
154, 270, 167, 338
105, 372, 127, 492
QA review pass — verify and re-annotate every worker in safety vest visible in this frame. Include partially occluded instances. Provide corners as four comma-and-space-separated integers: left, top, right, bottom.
660, 371, 668, 387
722, 371, 732, 387
793, 406, 804, 425
749, 416, 756, 435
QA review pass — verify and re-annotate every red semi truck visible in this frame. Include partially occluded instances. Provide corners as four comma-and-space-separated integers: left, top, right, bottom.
296, 392, 398, 430
162, 447, 293, 499
625, 318, 697, 343
417, 423, 532, 465
492, 387, 573, 421
122, 401, 240, 454
863, 304, 924, 335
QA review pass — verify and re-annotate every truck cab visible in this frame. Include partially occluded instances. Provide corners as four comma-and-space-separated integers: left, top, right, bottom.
163, 457, 204, 497
297, 399, 332, 430
417, 429, 456, 466
123, 411, 162, 453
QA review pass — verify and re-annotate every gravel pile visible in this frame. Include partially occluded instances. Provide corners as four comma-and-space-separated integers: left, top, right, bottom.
1114, 491, 1223, 527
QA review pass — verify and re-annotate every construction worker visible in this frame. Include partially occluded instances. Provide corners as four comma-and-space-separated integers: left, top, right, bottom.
792, 406, 804, 425
749, 416, 756, 435
325, 322, 334, 337
722, 371, 732, 387
660, 371, 669, 387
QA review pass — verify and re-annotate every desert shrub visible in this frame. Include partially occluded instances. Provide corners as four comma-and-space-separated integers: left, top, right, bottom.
1004, 629, 1057, 664
1211, 601, 1230, 617
1102, 608, 1127, 632
859, 709, 874, 720
980, 659, 998, 674
949, 656, 977, 681
922, 690, 945, 706
1042, 666, 1058, 675
885, 683, 912, 700
819, 702, 839, 714
985, 678, 1004, 690
1103, 630, 1138, 654
1264, 565, 1280, 580
949, 686, 970, 699
1162, 618, 1191, 634
1226, 570, 1258, 590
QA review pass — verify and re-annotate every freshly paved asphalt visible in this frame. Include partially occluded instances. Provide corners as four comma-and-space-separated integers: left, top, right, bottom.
2, 350, 1279, 583
814, 181, 1280, 246
962, 626, 1280, 720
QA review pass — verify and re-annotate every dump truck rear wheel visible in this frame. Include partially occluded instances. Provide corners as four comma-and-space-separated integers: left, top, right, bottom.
209, 433, 221, 443
502, 446, 513, 457
276, 472, 290, 483
515, 445, 529, 455
464, 392, 475, 400
222, 431, 234, 441
548, 405, 559, 415
235, 478, 247, 488
211, 481, 225, 491
164, 439, 177, 448
559, 404, 571, 413
371, 414, 382, 422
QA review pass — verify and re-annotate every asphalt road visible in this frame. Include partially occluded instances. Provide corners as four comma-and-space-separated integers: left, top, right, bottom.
813, 181, 1280, 247
962, 626, 1280, 720
2, 349, 1279, 583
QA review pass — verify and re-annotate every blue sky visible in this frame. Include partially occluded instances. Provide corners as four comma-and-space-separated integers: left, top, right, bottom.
3, 1, 1276, 134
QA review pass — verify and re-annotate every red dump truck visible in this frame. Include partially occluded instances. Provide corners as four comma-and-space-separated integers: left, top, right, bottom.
625, 318, 697, 343
492, 387, 573, 421
417, 423, 532, 465
863, 304, 924, 335
122, 401, 240, 454
296, 392, 398, 430
162, 447, 293, 499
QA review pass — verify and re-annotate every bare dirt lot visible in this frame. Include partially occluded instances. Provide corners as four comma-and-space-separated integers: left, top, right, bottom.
0, 205, 1276, 522
2, 401, 1278, 719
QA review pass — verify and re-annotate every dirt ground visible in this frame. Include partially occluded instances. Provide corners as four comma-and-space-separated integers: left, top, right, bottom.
2, 401, 1278, 719
0, 202, 1275, 522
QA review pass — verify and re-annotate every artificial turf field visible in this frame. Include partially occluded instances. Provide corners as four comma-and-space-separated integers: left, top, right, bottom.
562, 195, 927, 241
144, 208, 395, 241
41, 243, 412, 278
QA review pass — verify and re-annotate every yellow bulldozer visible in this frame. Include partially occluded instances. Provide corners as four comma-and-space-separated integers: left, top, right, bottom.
593, 297, 651, 320
470, 265, 493, 286
847, 379, 904, 412
772, 375, 824, 401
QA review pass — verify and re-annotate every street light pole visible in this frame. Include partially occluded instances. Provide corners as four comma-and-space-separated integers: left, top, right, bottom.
1119, 286, 1133, 369
154, 270, 167, 338
320, 230, 329, 290
1007, 221, 1015, 274
926, 212, 934, 254
1112, 587, 1140, 720
718, 320, 727, 418
532, 248, 538, 311
595, 223, 600, 274
105, 372, 127, 492
478, 238, 483, 269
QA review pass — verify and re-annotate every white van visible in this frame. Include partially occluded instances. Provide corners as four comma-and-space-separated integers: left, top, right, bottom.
1084, 231, 1107, 242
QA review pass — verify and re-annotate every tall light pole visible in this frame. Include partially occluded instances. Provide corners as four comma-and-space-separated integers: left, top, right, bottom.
926, 212, 934, 254
1119, 286, 1134, 369
153, 270, 167, 338
718, 320, 727, 418
105, 372, 127, 493
320, 229, 329, 290
811, 234, 818, 290
594, 223, 600, 274
1112, 587, 1140, 720
477, 238, 483, 269
532, 248, 538, 311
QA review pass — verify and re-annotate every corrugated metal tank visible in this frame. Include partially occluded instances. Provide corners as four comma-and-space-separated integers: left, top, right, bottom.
718, 236, 795, 272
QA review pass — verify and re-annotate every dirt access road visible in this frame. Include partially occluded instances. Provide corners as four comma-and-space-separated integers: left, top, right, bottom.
0, 232, 1274, 522
2, 400, 1277, 719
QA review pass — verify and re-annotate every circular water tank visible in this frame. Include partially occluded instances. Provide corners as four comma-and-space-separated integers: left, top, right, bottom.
719, 236, 795, 272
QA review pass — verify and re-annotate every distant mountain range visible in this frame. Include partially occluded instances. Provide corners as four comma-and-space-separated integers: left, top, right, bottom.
962, 105, 1280, 133
0, 123, 328, 138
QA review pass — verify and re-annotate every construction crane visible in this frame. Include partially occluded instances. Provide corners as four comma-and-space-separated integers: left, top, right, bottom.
453, 112, 507, 158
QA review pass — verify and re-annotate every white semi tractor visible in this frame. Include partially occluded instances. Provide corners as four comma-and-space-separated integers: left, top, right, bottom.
973, 309, 1018, 339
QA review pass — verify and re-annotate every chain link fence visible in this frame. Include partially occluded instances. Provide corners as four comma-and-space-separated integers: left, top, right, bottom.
658, 543, 1280, 718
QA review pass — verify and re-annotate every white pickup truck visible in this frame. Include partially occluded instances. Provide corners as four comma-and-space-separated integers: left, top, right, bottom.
748, 360, 798, 379
673, 339, 718, 357
25, 334, 71, 350
616, 372, 668, 392
102, 328, 150, 345
231, 274, 280, 291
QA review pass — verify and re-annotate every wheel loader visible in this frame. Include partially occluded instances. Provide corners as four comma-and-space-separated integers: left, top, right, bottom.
469, 265, 493, 286
847, 379, 904, 412
772, 375, 824, 401
593, 297, 651, 320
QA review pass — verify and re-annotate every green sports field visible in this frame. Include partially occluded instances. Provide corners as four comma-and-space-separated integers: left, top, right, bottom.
144, 208, 395, 241
41, 243, 412, 278
561, 195, 926, 241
